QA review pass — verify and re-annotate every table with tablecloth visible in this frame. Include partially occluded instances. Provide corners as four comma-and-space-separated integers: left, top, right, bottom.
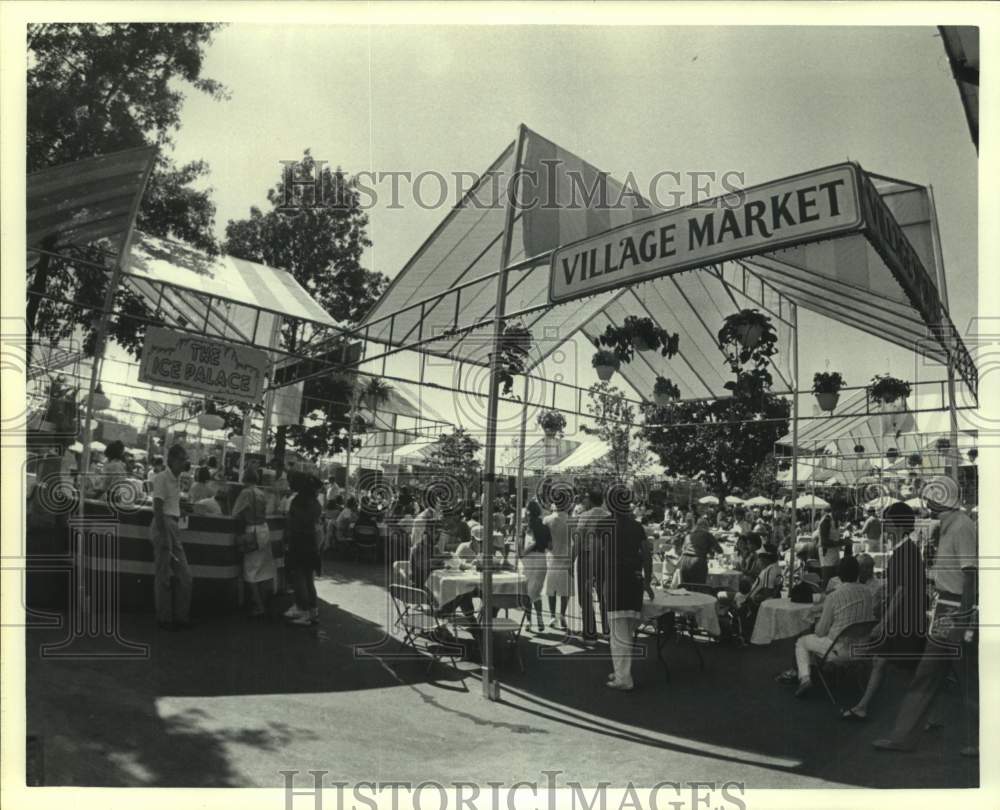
750, 597, 820, 645
706, 568, 743, 592
642, 590, 721, 636
427, 569, 527, 607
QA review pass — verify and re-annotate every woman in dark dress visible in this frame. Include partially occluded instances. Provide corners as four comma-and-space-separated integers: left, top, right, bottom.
284, 473, 323, 626
843, 502, 927, 720
605, 486, 655, 691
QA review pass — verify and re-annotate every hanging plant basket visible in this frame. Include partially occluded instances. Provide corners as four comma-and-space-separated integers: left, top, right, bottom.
198, 412, 226, 431
652, 375, 680, 407
968, 447, 978, 462
853, 444, 866, 454
592, 349, 620, 382
886, 448, 900, 461
536, 409, 567, 438
935, 437, 951, 451
812, 371, 845, 413
907, 453, 923, 468
717, 309, 779, 371
869, 374, 911, 406
598, 316, 679, 364
92, 385, 111, 411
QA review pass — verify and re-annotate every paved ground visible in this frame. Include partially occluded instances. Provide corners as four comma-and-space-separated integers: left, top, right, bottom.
25, 560, 978, 788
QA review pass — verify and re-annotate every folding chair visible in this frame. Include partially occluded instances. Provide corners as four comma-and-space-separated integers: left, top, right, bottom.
813, 620, 877, 711
469, 592, 531, 673
388, 583, 466, 684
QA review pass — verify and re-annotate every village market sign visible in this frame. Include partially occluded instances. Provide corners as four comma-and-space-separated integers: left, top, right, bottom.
139, 326, 269, 405
549, 163, 863, 304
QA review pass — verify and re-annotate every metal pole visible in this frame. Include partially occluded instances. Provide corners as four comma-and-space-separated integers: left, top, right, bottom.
480, 124, 527, 701
238, 405, 251, 482
926, 185, 961, 485
75, 150, 156, 618
344, 386, 360, 496
514, 372, 530, 557
788, 301, 799, 589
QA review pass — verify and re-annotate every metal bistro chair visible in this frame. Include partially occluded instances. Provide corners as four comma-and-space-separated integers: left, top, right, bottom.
813, 619, 878, 711
387, 583, 466, 685
351, 522, 380, 564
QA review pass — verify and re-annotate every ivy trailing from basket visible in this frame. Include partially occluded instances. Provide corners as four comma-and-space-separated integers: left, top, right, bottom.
597, 315, 679, 364
812, 372, 845, 395
869, 373, 911, 405
536, 409, 567, 437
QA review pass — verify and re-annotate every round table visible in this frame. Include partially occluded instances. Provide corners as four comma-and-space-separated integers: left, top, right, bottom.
643, 590, 720, 636
750, 597, 820, 645
427, 569, 526, 607
706, 568, 742, 592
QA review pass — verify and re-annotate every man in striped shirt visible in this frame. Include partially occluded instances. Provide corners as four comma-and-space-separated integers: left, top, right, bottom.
784, 555, 874, 696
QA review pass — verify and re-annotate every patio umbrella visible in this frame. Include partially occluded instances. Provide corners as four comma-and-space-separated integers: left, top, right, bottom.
68, 441, 84, 453
904, 497, 924, 509
745, 495, 773, 506
788, 494, 830, 510
724, 495, 746, 505
90, 440, 107, 453
697, 495, 719, 505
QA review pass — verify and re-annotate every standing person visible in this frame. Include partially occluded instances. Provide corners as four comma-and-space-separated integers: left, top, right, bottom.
187, 466, 216, 504
677, 518, 723, 585
817, 507, 841, 585
543, 497, 572, 631
861, 508, 883, 551
150, 444, 193, 630
521, 500, 551, 633
873, 491, 978, 756
337, 496, 360, 548
843, 503, 926, 720
232, 466, 276, 619
572, 487, 611, 642
411, 491, 438, 550
284, 473, 324, 626
605, 486, 655, 691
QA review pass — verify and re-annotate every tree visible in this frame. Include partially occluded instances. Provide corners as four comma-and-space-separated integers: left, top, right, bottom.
425, 428, 482, 487
224, 151, 388, 463
26, 23, 228, 363
582, 382, 654, 481
640, 314, 791, 499
749, 453, 783, 501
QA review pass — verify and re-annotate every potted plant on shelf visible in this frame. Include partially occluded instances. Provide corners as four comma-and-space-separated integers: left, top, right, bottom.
652, 376, 681, 407
536, 410, 567, 438
812, 371, 845, 413
592, 348, 620, 382
598, 316, 679, 364
869, 373, 911, 406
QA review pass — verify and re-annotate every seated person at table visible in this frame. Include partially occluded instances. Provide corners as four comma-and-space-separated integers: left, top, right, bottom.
440, 505, 471, 552
188, 466, 216, 504
826, 552, 880, 595
409, 523, 476, 620
454, 533, 482, 566
777, 555, 875, 696
738, 533, 764, 579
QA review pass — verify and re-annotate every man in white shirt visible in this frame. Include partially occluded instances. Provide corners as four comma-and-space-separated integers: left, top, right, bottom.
780, 555, 874, 696
411, 491, 439, 551
151, 444, 193, 630
874, 494, 978, 756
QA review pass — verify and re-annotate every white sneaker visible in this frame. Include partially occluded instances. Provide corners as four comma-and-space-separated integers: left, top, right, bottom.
283, 605, 305, 620
606, 678, 634, 691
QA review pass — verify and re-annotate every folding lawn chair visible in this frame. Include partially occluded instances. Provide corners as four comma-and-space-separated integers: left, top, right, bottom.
388, 583, 466, 686
813, 619, 877, 711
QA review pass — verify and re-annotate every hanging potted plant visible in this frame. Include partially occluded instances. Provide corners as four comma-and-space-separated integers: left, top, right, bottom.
717, 309, 779, 372
907, 452, 923, 468
935, 437, 951, 452
92, 383, 111, 411
853, 444, 866, 454
598, 316, 679, 364
869, 374, 912, 407
364, 378, 392, 409
197, 400, 226, 431
536, 410, 567, 438
968, 447, 978, 462
592, 348, 621, 382
652, 376, 681, 407
495, 322, 533, 397
886, 447, 900, 462
812, 371, 845, 413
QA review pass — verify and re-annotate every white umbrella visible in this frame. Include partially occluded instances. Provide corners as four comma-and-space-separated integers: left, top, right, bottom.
68, 441, 84, 454
724, 495, 746, 505
788, 494, 830, 510
697, 495, 719, 505
90, 440, 107, 453
903, 497, 924, 509
864, 495, 901, 511
745, 495, 773, 506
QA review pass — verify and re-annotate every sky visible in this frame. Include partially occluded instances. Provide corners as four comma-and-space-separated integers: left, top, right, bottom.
166, 23, 980, 448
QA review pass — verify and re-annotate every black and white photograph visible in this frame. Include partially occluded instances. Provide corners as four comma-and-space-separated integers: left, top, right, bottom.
1, 3, 996, 806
